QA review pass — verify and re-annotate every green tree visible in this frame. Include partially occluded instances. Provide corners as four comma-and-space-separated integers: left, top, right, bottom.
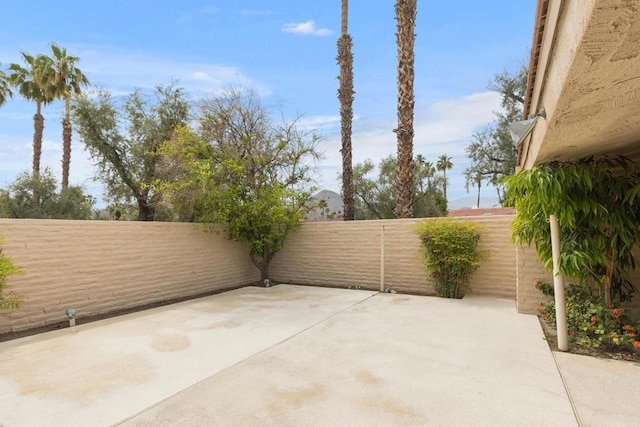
465, 64, 527, 204
348, 155, 446, 220
73, 83, 189, 221
0, 168, 94, 219
436, 154, 453, 201
49, 43, 90, 189
0, 238, 22, 309
394, 0, 417, 218
156, 89, 321, 282
337, 0, 355, 221
8, 53, 55, 175
504, 157, 640, 305
0, 65, 13, 107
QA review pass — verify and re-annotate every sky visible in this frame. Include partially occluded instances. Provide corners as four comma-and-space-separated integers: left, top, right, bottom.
0, 0, 537, 209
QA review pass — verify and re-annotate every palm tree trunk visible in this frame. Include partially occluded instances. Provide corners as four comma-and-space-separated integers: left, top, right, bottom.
394, 0, 417, 219
62, 117, 72, 188
33, 101, 44, 175
443, 169, 447, 200
338, 0, 355, 221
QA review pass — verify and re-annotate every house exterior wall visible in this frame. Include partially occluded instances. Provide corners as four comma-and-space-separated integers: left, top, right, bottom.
0, 219, 259, 334
270, 216, 518, 299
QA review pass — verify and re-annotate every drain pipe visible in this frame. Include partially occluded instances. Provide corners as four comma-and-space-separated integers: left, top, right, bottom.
380, 224, 385, 292
550, 215, 568, 351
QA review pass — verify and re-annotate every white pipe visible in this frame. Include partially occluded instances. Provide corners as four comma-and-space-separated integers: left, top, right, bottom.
380, 225, 385, 292
550, 215, 568, 351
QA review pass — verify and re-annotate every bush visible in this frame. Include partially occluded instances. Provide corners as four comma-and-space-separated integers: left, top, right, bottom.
0, 238, 22, 309
416, 219, 487, 298
538, 282, 640, 351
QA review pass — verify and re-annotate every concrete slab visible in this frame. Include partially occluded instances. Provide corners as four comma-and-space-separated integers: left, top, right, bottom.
0, 285, 376, 426
553, 351, 640, 427
0, 285, 582, 426
118, 291, 576, 426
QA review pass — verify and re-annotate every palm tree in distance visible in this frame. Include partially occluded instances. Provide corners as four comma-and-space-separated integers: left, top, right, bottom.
394, 0, 417, 218
437, 154, 453, 201
337, 0, 355, 220
9, 53, 55, 175
0, 66, 13, 107
50, 43, 90, 188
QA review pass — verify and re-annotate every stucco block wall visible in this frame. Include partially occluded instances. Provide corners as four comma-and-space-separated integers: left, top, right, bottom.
270, 216, 517, 299
0, 220, 259, 333
516, 244, 553, 314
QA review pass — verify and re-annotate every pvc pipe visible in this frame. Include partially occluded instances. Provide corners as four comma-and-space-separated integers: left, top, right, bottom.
380, 225, 385, 292
550, 215, 568, 351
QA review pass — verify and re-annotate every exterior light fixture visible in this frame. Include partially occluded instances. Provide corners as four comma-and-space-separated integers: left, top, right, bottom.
65, 307, 77, 327
509, 106, 547, 147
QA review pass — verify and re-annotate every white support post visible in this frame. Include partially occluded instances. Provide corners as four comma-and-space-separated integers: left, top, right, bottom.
380, 225, 385, 292
550, 214, 568, 351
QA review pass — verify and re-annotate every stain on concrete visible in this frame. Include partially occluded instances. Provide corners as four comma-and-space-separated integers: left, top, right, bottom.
270, 383, 326, 411
359, 394, 428, 423
255, 304, 278, 310
151, 333, 191, 352
355, 370, 383, 386
203, 320, 242, 330
391, 297, 411, 303
0, 350, 155, 403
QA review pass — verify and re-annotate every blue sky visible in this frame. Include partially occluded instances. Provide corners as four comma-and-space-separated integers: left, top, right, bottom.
0, 0, 536, 209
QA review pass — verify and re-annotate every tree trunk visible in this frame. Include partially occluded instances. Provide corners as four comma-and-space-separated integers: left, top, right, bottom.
33, 103, 44, 175
338, 0, 355, 221
62, 117, 72, 188
394, 0, 417, 218
136, 198, 155, 221
262, 243, 270, 283
476, 180, 481, 208
443, 169, 447, 200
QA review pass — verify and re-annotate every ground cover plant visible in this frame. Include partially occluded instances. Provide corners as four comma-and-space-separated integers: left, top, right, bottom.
536, 281, 640, 360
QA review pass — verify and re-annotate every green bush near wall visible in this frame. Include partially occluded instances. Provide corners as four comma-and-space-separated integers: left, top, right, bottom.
0, 237, 22, 309
416, 219, 487, 298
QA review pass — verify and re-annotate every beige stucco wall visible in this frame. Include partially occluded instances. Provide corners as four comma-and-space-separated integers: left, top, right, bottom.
271, 216, 518, 299
4, 214, 600, 333
0, 219, 259, 334
516, 244, 553, 314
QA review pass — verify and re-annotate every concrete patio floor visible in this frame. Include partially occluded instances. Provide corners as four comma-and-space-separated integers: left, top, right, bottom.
0, 284, 638, 426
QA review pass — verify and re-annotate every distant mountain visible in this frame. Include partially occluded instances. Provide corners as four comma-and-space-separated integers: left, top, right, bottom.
448, 195, 501, 210
305, 190, 344, 220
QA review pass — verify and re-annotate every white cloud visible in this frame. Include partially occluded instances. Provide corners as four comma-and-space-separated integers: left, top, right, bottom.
72, 45, 272, 98
282, 21, 333, 36
241, 9, 278, 16
296, 115, 341, 131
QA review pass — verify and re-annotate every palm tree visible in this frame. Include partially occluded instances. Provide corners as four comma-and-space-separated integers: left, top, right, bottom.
394, 0, 417, 218
465, 169, 483, 208
337, 0, 355, 221
50, 44, 90, 188
0, 66, 13, 107
9, 53, 55, 175
437, 154, 453, 201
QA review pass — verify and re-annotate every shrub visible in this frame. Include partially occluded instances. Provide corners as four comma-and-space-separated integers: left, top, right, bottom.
0, 238, 22, 309
416, 219, 487, 298
538, 282, 640, 351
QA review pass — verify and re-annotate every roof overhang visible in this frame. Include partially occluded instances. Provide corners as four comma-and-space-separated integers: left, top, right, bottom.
518, 0, 640, 170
